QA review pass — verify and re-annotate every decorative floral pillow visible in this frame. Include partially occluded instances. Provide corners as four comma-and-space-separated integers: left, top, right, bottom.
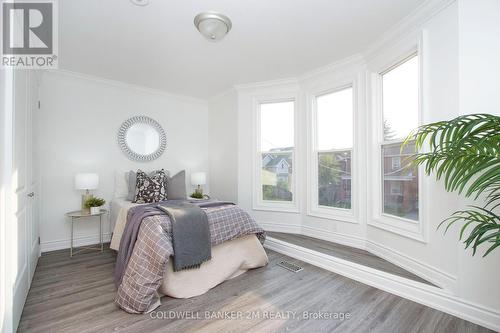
133, 169, 167, 203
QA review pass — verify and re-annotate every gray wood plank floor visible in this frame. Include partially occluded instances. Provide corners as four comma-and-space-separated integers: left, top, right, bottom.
18, 245, 491, 333
267, 232, 434, 286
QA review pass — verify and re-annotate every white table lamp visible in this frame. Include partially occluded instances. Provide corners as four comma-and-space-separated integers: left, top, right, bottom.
75, 173, 99, 211
191, 172, 206, 195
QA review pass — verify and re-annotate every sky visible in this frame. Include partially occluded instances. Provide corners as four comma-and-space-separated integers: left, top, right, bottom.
260, 101, 295, 151
382, 55, 419, 140
316, 87, 353, 150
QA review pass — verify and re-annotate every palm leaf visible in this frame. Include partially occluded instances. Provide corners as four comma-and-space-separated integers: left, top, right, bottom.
404, 114, 500, 257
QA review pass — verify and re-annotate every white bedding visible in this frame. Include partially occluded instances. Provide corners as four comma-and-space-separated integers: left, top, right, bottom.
110, 198, 140, 251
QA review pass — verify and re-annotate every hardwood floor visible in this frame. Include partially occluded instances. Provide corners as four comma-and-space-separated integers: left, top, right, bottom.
18, 245, 491, 333
267, 232, 434, 286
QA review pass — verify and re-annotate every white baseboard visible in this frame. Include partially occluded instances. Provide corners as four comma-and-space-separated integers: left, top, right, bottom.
265, 237, 500, 332
301, 225, 366, 250
40, 233, 112, 253
366, 240, 457, 292
278, 223, 456, 292
259, 221, 302, 234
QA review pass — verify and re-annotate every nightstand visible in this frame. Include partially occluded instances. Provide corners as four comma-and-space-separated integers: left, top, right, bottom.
65, 209, 107, 257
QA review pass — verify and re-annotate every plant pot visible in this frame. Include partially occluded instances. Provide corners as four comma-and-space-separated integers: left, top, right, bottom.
90, 206, 100, 215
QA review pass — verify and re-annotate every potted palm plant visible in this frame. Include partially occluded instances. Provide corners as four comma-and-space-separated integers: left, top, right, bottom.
404, 114, 500, 257
84, 196, 106, 215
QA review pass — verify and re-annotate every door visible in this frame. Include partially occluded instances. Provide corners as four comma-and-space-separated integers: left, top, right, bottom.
27, 71, 40, 280
11, 69, 40, 330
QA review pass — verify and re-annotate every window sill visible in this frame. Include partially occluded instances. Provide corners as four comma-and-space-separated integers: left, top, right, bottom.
253, 202, 300, 214
368, 216, 427, 243
307, 208, 358, 224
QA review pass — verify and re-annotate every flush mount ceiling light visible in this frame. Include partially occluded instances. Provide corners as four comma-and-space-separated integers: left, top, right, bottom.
194, 11, 232, 42
130, 0, 149, 6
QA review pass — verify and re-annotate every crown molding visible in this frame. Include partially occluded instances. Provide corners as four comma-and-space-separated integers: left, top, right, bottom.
363, 0, 456, 59
232, 55, 365, 93
44, 69, 208, 105
234, 77, 299, 92
298, 53, 365, 82
208, 87, 237, 103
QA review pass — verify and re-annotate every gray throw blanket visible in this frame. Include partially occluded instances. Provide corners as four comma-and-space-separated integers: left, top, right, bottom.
157, 202, 211, 272
114, 200, 234, 287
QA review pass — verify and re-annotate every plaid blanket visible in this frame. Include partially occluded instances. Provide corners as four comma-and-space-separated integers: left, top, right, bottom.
115, 204, 265, 313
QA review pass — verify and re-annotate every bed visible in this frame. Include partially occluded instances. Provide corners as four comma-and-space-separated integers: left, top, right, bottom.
110, 195, 268, 313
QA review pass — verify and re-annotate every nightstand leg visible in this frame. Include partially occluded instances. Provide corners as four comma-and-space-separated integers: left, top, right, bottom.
99, 215, 103, 252
70, 218, 74, 257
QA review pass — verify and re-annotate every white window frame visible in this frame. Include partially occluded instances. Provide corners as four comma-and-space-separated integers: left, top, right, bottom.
306, 79, 359, 223
367, 31, 428, 242
252, 94, 300, 213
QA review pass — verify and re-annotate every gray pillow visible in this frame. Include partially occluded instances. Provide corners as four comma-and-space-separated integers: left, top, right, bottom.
127, 171, 137, 201
127, 169, 169, 201
166, 170, 187, 200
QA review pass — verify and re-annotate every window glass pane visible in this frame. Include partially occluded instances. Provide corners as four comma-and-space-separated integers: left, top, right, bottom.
317, 88, 353, 150
382, 142, 418, 221
382, 55, 419, 141
260, 101, 294, 151
262, 151, 293, 201
260, 100, 294, 202
318, 150, 351, 209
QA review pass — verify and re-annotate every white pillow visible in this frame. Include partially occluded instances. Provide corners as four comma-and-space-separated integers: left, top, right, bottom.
114, 171, 129, 198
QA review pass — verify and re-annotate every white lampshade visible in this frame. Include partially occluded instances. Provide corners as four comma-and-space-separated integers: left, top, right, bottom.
191, 172, 206, 186
74, 173, 99, 190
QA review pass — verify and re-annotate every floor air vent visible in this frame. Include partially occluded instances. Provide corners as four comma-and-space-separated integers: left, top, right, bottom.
277, 260, 303, 273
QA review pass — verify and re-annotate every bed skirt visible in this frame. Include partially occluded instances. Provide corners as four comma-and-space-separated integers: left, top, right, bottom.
160, 234, 268, 298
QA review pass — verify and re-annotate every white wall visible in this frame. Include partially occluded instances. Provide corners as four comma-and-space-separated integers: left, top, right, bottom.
459, 0, 500, 114
455, 0, 500, 312
38, 71, 209, 251
208, 90, 239, 202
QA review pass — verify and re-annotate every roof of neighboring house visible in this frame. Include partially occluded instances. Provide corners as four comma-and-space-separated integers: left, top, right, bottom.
263, 149, 293, 168
264, 157, 291, 167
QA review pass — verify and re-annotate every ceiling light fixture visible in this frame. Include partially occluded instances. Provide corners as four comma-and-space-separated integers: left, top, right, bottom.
130, 0, 149, 6
194, 11, 232, 42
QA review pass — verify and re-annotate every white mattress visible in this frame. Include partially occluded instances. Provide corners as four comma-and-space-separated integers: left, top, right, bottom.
110, 198, 141, 251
